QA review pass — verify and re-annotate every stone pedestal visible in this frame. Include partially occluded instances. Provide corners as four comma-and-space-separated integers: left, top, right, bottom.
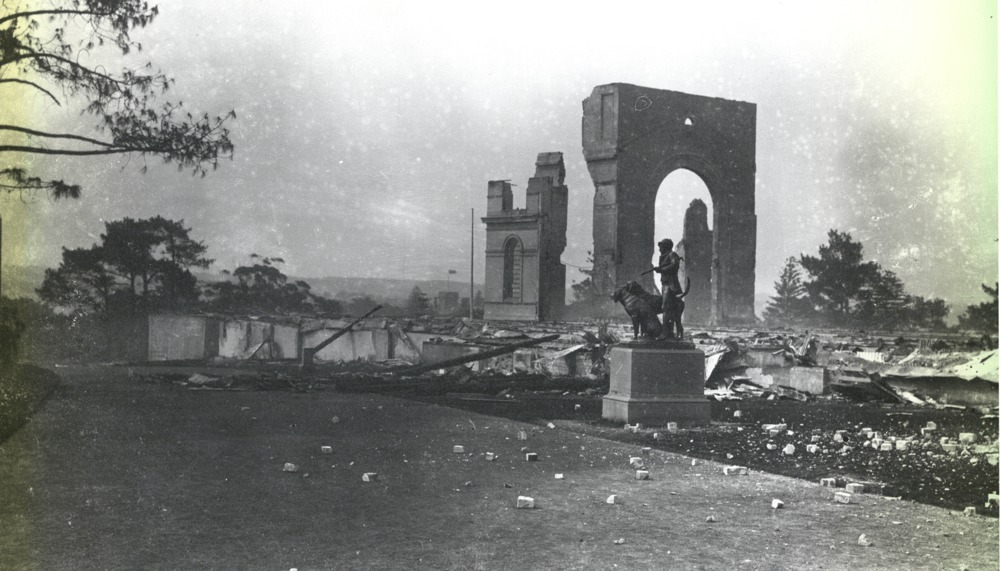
602, 340, 710, 425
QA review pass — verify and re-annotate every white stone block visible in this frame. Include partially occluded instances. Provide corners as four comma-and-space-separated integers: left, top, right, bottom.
554, 473, 564, 480
516, 496, 535, 509
771, 499, 784, 509
362, 472, 378, 482
453, 445, 465, 453
485, 452, 497, 461
320, 446, 333, 454
723, 466, 747, 476
783, 444, 796, 455
283, 463, 299, 473
806, 444, 819, 454
635, 470, 650, 480
959, 433, 978, 444
606, 494, 617, 504
525, 453, 538, 462
834, 491, 852, 504
629, 457, 644, 468
846, 483, 864, 494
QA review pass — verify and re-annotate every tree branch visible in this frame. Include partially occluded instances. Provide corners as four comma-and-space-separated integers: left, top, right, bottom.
0, 145, 139, 156
2, 51, 140, 87
0, 78, 61, 106
0, 9, 110, 27
0, 125, 115, 147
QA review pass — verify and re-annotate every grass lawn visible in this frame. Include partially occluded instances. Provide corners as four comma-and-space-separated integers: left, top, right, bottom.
0, 364, 60, 443
0, 365, 996, 570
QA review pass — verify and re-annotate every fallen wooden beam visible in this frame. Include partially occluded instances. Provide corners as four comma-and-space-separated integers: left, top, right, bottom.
300, 305, 383, 369
394, 334, 561, 376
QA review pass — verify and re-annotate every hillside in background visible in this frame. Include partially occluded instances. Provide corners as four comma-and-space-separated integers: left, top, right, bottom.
302, 275, 483, 304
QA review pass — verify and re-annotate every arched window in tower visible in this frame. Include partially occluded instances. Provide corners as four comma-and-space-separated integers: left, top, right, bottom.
502, 236, 523, 301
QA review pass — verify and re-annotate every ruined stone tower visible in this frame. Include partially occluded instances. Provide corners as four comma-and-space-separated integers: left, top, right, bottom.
482, 153, 568, 321
677, 199, 713, 324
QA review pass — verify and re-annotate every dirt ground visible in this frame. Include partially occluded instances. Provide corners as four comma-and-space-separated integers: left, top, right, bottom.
0, 365, 997, 570
413, 392, 999, 514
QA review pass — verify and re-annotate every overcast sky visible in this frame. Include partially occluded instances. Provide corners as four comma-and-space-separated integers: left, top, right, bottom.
2, 0, 996, 308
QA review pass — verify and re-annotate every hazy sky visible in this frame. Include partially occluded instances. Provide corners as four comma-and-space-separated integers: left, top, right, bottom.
2, 0, 996, 308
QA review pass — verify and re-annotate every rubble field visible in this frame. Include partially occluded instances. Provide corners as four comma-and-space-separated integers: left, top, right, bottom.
410, 389, 999, 516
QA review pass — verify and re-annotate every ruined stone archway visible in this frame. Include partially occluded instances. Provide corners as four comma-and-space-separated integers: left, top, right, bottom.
582, 84, 757, 324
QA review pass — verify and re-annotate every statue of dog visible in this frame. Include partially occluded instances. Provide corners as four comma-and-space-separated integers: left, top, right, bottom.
611, 281, 663, 339
611, 279, 691, 340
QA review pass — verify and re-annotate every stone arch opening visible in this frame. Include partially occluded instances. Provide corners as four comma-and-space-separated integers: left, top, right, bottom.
582, 83, 757, 325
652, 169, 714, 325
502, 236, 523, 301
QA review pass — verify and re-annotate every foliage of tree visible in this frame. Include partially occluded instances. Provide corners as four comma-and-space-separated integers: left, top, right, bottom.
405, 286, 431, 316
957, 283, 999, 333
37, 216, 209, 314
763, 257, 810, 326
0, 1, 235, 198
202, 255, 341, 316
345, 294, 379, 317
796, 229, 949, 330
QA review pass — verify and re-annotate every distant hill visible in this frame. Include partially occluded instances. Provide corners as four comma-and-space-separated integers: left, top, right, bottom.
300, 275, 484, 304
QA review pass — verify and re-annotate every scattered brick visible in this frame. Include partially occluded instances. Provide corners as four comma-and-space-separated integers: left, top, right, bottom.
895, 440, 909, 451
879, 442, 894, 452
806, 444, 819, 454
857, 533, 872, 547
525, 453, 538, 462
574, 404, 582, 411
733, 410, 742, 418
547, 422, 556, 429
834, 491, 852, 504
606, 494, 617, 504
723, 466, 747, 476
783, 444, 796, 455
453, 445, 465, 453
320, 446, 333, 454
833, 433, 844, 443
771, 499, 784, 509
810, 435, 821, 443
959, 433, 978, 444
766, 443, 777, 450
362, 472, 378, 482
516, 496, 535, 509
629, 457, 645, 469
554, 473, 564, 480
485, 452, 497, 461
635, 470, 650, 480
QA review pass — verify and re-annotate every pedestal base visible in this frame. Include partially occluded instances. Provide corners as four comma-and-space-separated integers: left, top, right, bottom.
602, 343, 710, 426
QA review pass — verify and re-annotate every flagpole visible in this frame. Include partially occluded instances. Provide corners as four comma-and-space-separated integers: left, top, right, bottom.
470, 208, 474, 320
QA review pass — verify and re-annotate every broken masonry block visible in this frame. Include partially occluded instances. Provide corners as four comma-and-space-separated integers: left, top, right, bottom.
806, 444, 819, 454
834, 491, 852, 504
547, 422, 556, 429
641, 447, 652, 455
821, 478, 837, 487
871, 438, 884, 449
783, 444, 796, 455
963, 507, 977, 517
939, 436, 950, 446
283, 463, 299, 473
895, 440, 909, 451
987, 454, 999, 466
613, 538, 626, 545
846, 483, 865, 494
973, 444, 992, 454
925, 421, 937, 431
879, 442, 894, 452
464, 481, 474, 488
733, 410, 742, 418
629, 457, 645, 468
520, 446, 530, 453
723, 466, 748, 476
920, 427, 935, 437
769, 429, 781, 438
986, 493, 1000, 508
554, 473, 564, 480
959, 433, 978, 444
771, 499, 784, 509
525, 453, 538, 462
942, 443, 959, 454
766, 443, 777, 451
516, 496, 535, 509
606, 494, 618, 504
705, 515, 717, 523
691, 459, 699, 466
857, 534, 872, 547
666, 422, 679, 432
320, 446, 333, 454
635, 470, 650, 480
653, 432, 663, 441
485, 452, 497, 461
833, 433, 844, 443
453, 445, 465, 453
860, 427, 872, 436
574, 404, 582, 411
517, 430, 528, 441
786, 430, 795, 436
810, 435, 821, 443
362, 472, 379, 482
762, 423, 787, 432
